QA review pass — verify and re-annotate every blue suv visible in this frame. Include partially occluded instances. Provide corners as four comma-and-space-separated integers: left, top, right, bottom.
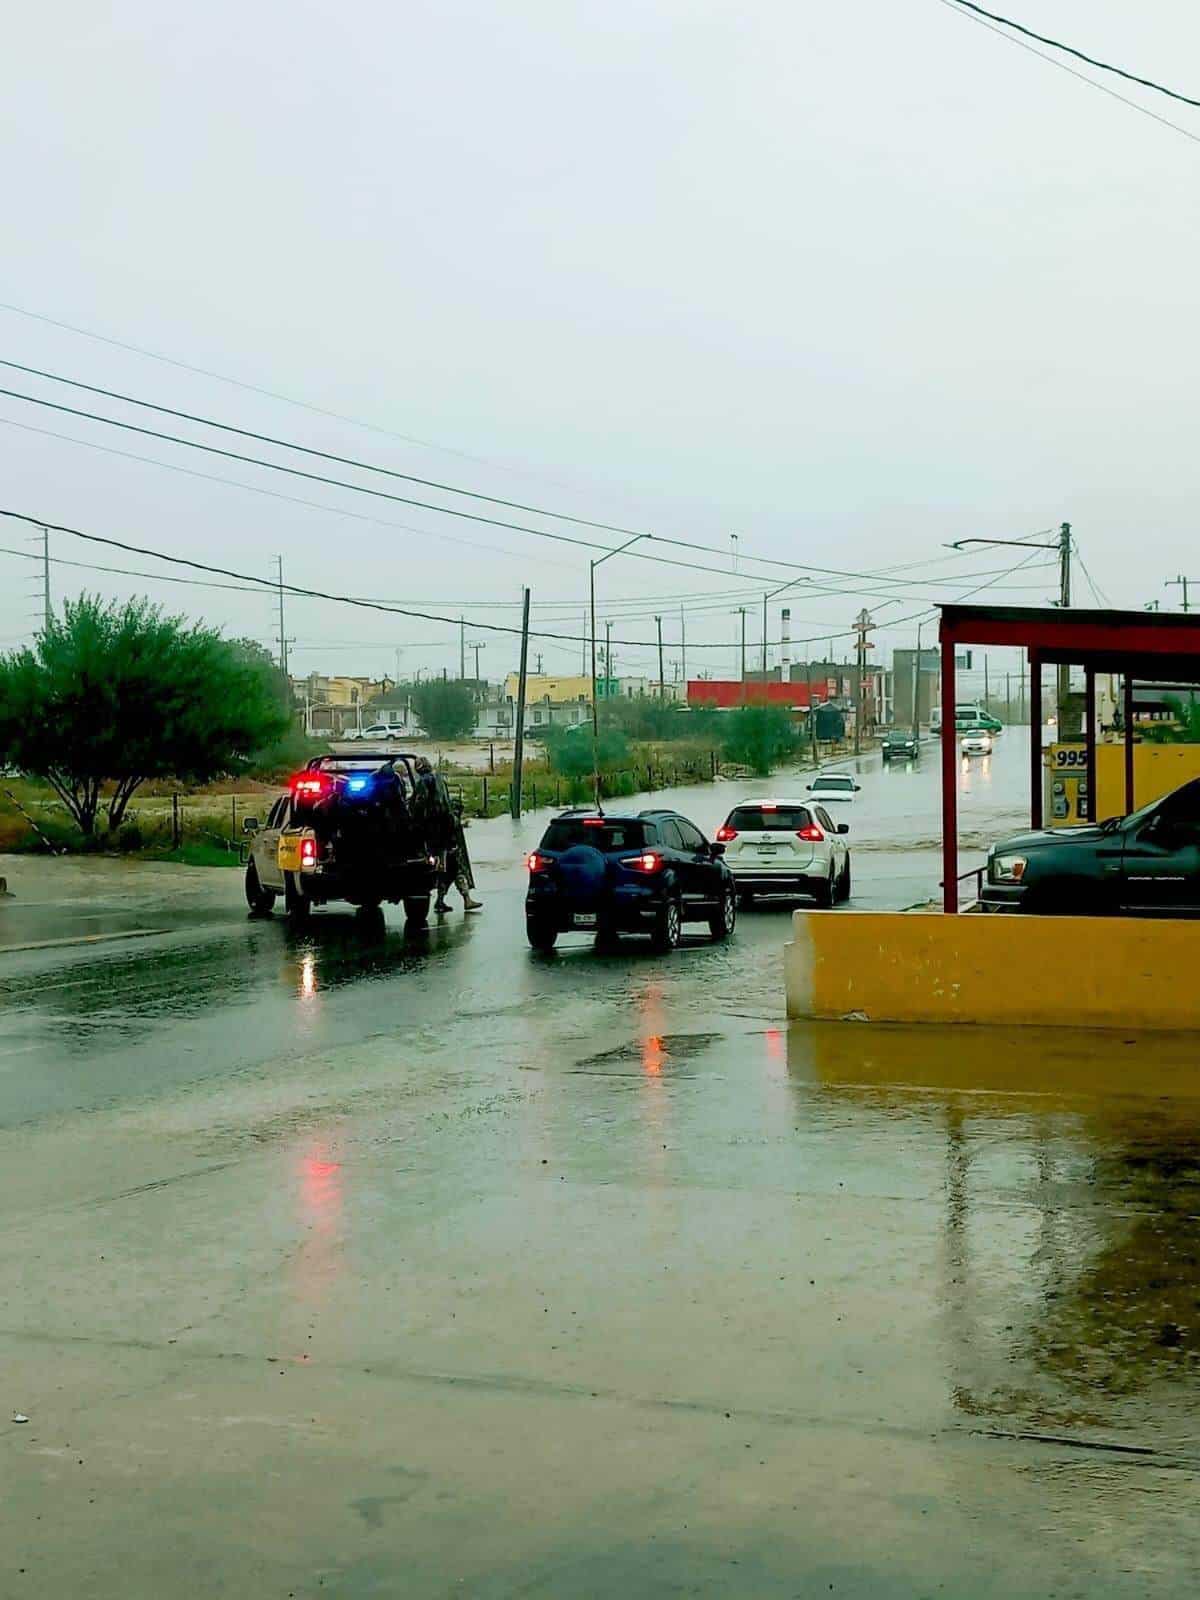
525, 808, 737, 952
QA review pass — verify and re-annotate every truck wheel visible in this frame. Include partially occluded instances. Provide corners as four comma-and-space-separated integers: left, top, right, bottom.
284, 872, 310, 925
708, 884, 736, 941
526, 916, 558, 951
403, 894, 430, 929
651, 895, 682, 953
245, 861, 275, 917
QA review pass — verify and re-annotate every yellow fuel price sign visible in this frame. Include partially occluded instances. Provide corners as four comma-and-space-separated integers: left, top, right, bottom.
1044, 744, 1089, 828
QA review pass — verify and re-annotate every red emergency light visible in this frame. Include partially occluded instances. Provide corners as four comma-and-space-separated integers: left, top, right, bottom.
292, 774, 328, 796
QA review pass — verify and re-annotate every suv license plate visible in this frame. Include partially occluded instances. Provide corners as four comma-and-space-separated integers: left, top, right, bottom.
573, 913, 598, 928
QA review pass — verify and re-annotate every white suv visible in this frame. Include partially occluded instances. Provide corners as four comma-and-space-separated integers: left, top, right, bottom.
716, 799, 851, 907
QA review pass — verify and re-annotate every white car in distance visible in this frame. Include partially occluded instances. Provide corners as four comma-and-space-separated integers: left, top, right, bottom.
716, 799, 851, 907
960, 732, 993, 756
806, 772, 860, 803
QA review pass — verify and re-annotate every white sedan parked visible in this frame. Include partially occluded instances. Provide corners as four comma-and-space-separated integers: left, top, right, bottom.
806, 771, 860, 803
716, 799, 851, 907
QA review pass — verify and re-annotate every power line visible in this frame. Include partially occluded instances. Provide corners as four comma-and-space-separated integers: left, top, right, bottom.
943, 2, 1200, 109
0, 505, 1047, 656
0, 533, 1052, 627
0, 301, 542, 477
937, 0, 1200, 148
0, 362, 1064, 594
0, 356, 669, 546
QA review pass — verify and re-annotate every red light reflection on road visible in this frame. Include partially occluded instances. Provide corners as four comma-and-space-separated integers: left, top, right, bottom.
290, 1140, 344, 1309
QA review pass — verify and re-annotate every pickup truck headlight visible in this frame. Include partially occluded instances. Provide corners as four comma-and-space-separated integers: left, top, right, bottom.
991, 853, 1027, 883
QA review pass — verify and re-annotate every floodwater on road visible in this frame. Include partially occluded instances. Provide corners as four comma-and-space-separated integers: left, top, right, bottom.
5, 726, 1196, 1598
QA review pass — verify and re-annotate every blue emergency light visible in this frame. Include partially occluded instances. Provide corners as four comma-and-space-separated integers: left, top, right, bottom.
346, 777, 370, 794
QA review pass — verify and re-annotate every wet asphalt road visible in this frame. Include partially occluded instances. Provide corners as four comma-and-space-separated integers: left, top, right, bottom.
5, 730, 1200, 1597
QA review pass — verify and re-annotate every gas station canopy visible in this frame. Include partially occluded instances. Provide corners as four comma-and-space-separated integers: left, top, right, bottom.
937, 605, 1200, 912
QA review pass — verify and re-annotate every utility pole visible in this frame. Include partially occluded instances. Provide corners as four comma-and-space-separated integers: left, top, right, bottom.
910, 619, 923, 738
470, 641, 485, 683
459, 617, 466, 679
852, 609, 872, 755
511, 588, 531, 819
534, 651, 544, 674
605, 620, 613, 689
275, 555, 289, 679
983, 653, 990, 713
761, 592, 768, 674
680, 604, 687, 686
807, 657, 819, 763
656, 615, 665, 701
1057, 522, 1071, 730
738, 608, 747, 700
581, 615, 587, 675
41, 526, 51, 632
1005, 670, 1011, 722
1166, 575, 1196, 613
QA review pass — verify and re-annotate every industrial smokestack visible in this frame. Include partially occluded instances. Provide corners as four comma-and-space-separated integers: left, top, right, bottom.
781, 608, 792, 676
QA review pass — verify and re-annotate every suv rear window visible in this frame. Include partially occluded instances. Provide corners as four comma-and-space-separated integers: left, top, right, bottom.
728, 806, 811, 831
814, 776, 854, 789
541, 819, 649, 852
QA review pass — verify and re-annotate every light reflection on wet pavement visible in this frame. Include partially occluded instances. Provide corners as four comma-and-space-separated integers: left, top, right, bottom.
4, 729, 1198, 1595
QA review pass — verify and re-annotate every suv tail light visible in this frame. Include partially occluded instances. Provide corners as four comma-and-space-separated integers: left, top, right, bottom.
797, 824, 824, 842
626, 851, 663, 874
715, 825, 737, 842
526, 851, 551, 873
300, 835, 319, 866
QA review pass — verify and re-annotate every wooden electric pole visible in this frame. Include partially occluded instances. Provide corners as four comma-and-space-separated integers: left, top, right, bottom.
511, 588, 531, 819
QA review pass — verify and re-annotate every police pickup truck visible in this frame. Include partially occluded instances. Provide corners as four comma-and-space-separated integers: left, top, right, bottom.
242, 753, 437, 926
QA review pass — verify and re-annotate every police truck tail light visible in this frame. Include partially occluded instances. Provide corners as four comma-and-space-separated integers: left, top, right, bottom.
627, 851, 663, 874
715, 825, 737, 842
300, 836, 319, 867
526, 851, 551, 874
797, 824, 824, 842
293, 775, 326, 795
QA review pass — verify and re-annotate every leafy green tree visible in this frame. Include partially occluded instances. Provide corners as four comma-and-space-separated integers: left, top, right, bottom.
0, 596, 291, 836
411, 679, 477, 741
721, 705, 799, 776
544, 724, 629, 778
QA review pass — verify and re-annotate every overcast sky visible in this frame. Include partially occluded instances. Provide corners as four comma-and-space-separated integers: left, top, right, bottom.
2, 0, 1196, 684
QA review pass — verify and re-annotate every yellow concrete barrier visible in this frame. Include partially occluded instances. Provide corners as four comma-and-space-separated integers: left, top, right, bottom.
785, 909, 1200, 1031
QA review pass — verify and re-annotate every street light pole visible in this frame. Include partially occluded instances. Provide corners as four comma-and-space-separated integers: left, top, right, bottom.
590, 535, 645, 810
1167, 575, 1197, 613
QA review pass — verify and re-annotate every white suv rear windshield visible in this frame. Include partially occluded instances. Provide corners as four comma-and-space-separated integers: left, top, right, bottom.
815, 776, 854, 789
728, 806, 811, 831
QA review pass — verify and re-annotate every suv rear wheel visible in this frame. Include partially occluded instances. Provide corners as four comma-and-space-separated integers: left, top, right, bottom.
708, 884, 736, 941
526, 915, 558, 951
651, 895, 682, 953
812, 865, 835, 909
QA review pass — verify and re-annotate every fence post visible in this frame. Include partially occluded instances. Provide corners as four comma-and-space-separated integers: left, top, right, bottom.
172, 793, 181, 849
481, 775, 488, 815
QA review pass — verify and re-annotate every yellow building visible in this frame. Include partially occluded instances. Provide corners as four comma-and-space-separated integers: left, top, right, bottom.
502, 673, 592, 705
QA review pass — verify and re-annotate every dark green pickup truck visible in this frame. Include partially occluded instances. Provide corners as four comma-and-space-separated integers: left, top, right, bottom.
982, 777, 1200, 916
